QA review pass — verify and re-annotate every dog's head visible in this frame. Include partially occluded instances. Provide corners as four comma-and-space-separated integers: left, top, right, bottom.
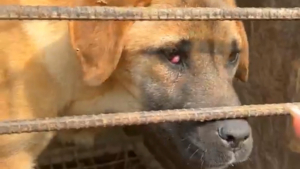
69, 0, 252, 168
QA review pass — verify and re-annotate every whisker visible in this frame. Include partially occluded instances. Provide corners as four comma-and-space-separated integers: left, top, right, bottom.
186, 144, 191, 150
200, 150, 205, 167
181, 137, 187, 142
189, 148, 199, 159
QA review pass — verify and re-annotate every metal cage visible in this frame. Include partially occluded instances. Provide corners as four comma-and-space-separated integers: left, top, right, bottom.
0, 5, 300, 169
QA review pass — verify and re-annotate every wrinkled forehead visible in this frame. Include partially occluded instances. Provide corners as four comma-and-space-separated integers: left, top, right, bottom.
125, 0, 242, 52
125, 20, 242, 52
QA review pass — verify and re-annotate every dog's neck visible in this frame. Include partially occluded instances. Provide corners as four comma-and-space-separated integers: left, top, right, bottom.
64, 79, 142, 116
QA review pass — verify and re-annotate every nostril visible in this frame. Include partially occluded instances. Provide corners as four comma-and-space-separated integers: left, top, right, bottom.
243, 135, 249, 140
218, 126, 250, 149
218, 128, 236, 143
224, 134, 235, 142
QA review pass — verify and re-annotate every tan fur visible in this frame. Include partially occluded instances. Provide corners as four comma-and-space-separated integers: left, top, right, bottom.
0, 0, 249, 168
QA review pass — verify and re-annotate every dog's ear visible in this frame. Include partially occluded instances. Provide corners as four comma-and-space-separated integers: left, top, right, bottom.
235, 21, 249, 82
69, 0, 151, 86
224, 0, 249, 82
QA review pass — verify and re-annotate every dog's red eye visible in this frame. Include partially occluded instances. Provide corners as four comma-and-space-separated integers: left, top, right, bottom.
169, 55, 181, 64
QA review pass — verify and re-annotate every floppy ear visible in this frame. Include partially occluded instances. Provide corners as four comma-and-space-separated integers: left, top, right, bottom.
235, 21, 249, 82
69, 0, 151, 86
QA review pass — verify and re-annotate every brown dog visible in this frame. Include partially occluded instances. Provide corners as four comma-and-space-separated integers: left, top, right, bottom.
0, 0, 252, 168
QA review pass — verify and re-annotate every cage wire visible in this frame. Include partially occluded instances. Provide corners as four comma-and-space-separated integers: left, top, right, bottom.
0, 102, 297, 169
0, 102, 298, 135
0, 5, 299, 20
1, 4, 300, 169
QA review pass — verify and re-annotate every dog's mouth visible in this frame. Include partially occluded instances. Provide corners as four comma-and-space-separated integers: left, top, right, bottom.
130, 121, 252, 169
185, 133, 251, 167
175, 134, 242, 169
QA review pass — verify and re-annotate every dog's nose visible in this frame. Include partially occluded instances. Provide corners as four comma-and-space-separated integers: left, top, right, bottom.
218, 119, 251, 149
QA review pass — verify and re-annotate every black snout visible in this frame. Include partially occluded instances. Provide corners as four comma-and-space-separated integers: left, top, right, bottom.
218, 119, 251, 149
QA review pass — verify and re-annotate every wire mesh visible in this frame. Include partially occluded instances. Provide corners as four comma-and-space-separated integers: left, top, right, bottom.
0, 5, 299, 20
0, 102, 297, 135
35, 127, 163, 169
36, 133, 146, 169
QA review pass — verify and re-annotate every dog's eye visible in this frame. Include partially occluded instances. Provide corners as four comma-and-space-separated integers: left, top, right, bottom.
164, 48, 182, 65
228, 40, 240, 65
228, 51, 240, 65
168, 55, 181, 64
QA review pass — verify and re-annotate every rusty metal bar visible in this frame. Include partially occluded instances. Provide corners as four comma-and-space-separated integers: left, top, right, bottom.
0, 5, 299, 20
0, 103, 297, 135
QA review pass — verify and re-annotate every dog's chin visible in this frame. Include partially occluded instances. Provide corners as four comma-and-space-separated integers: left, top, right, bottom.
177, 140, 232, 169
139, 121, 252, 169
204, 151, 249, 169
178, 140, 251, 169
150, 123, 253, 169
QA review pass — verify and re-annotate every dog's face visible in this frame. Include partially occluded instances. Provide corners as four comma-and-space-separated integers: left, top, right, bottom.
118, 20, 252, 169
70, 0, 252, 168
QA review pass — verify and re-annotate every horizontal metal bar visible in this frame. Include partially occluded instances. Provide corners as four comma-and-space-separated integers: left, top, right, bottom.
0, 102, 297, 135
0, 5, 299, 20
